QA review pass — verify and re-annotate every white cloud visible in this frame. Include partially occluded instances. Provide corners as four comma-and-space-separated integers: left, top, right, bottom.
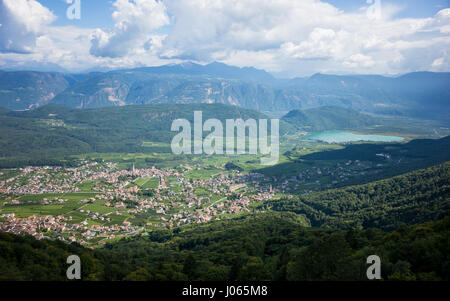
0, 0, 56, 53
90, 0, 169, 58
160, 0, 342, 60
1, 0, 449, 76
157, 0, 450, 76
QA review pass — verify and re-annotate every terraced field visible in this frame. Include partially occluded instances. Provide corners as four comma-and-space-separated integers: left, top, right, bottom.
135, 177, 160, 189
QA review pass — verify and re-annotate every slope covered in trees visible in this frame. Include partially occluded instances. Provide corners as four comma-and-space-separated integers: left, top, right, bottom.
0, 103, 279, 167
1, 214, 448, 281
264, 162, 450, 230
282, 106, 377, 131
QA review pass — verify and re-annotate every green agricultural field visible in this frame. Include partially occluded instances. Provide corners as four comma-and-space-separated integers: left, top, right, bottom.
1, 193, 96, 218
65, 210, 87, 224
207, 196, 227, 208
185, 167, 222, 180
0, 169, 21, 181
194, 187, 210, 196
87, 220, 103, 226
168, 185, 183, 193
142, 141, 171, 148
106, 213, 132, 226
76, 180, 96, 192
135, 177, 160, 189
72, 151, 284, 172
83, 200, 116, 215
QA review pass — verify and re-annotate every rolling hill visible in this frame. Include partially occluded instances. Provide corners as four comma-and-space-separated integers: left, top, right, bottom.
264, 161, 450, 230
0, 103, 270, 166
281, 106, 377, 131
1, 210, 449, 280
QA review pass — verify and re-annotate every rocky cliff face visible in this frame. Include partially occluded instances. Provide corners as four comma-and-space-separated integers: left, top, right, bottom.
1, 64, 449, 122
0, 71, 71, 110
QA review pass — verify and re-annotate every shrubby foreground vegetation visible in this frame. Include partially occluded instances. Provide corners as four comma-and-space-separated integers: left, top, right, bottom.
0, 214, 448, 281
264, 162, 450, 230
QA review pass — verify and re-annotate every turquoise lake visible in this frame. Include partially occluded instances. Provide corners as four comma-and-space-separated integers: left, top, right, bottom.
305, 131, 404, 143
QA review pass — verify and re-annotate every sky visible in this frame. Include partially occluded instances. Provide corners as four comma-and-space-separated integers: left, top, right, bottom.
0, 0, 449, 77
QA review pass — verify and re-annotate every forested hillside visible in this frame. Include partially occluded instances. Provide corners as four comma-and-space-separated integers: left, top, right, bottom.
282, 106, 377, 131
1, 214, 448, 281
0, 104, 271, 167
264, 162, 450, 230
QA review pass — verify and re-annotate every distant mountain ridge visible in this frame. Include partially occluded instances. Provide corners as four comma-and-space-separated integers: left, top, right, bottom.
0, 63, 448, 121
126, 62, 275, 83
0, 71, 74, 110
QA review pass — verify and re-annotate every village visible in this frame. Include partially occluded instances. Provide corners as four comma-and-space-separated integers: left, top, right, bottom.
0, 160, 275, 246
0, 153, 390, 246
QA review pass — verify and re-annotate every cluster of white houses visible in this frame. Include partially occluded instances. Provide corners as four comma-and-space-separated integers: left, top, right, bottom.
0, 161, 282, 245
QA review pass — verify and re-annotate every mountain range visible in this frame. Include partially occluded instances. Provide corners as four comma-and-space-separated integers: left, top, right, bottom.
0, 62, 449, 121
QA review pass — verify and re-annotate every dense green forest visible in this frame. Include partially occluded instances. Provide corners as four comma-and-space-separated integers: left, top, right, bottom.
1, 214, 448, 281
263, 162, 450, 230
282, 106, 377, 131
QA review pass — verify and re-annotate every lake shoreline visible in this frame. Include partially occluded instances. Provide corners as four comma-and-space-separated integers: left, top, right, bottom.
305, 130, 405, 144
